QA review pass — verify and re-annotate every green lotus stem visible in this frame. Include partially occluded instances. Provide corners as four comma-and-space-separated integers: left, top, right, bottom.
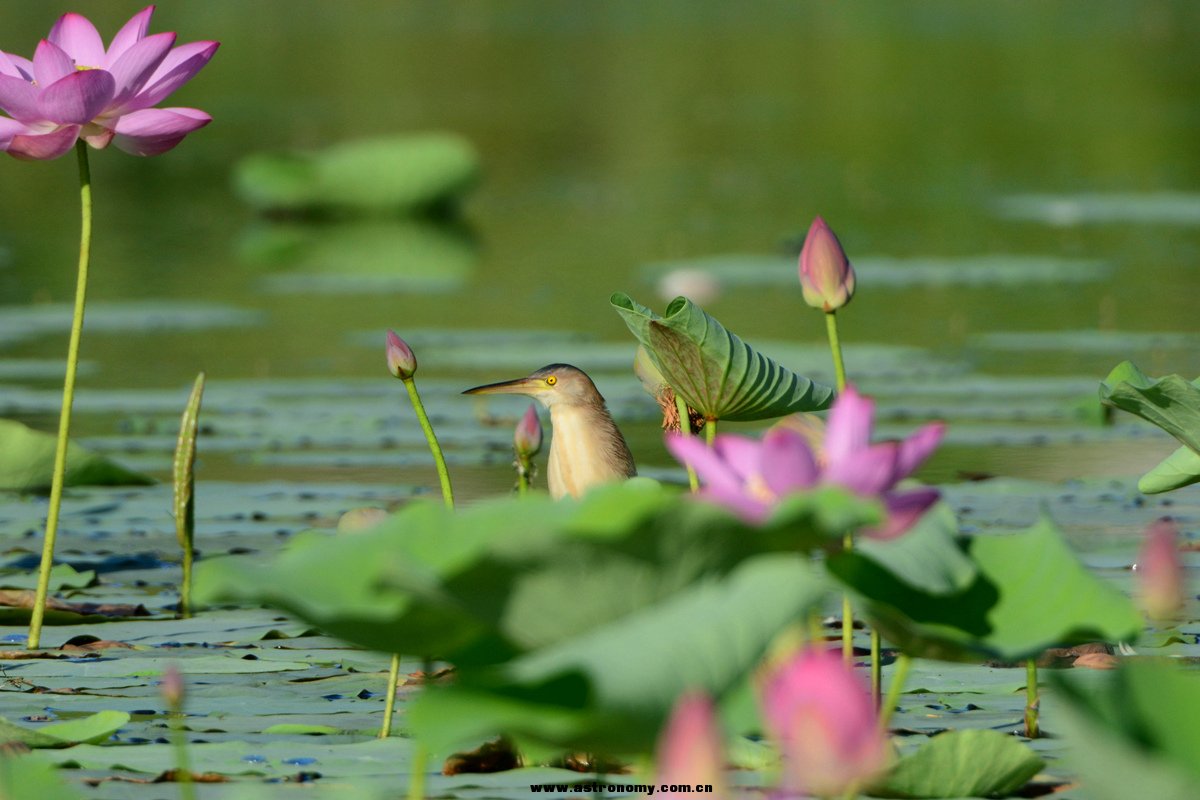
870, 629, 881, 707
408, 741, 430, 800
516, 458, 531, 496
704, 418, 717, 447
379, 652, 402, 739
1024, 658, 1040, 739
164, 669, 196, 800
173, 372, 205, 619
28, 142, 93, 651
402, 377, 454, 509
841, 534, 854, 664
675, 394, 699, 491
877, 652, 911, 733
824, 311, 847, 393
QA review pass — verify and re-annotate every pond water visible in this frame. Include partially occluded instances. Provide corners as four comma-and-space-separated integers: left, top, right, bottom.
1, 1, 1199, 501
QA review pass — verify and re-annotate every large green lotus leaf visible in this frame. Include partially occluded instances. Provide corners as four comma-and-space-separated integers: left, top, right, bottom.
1050, 661, 1200, 800
408, 553, 826, 756
197, 480, 857, 664
829, 516, 1142, 662
0, 419, 153, 492
875, 729, 1043, 798
1100, 361, 1200, 452
611, 293, 834, 421
1137, 444, 1200, 494
854, 503, 977, 596
0, 755, 84, 800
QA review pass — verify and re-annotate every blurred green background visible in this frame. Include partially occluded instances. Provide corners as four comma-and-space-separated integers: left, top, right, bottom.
1, 1, 1198, 491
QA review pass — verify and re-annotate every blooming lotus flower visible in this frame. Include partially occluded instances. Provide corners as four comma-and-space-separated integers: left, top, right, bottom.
514, 403, 543, 458
799, 216, 856, 312
654, 692, 728, 799
385, 329, 417, 379
1135, 518, 1186, 620
666, 384, 944, 539
760, 648, 888, 797
0, 7, 217, 159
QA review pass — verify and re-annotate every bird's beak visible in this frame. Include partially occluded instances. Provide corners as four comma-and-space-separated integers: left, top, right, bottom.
462, 375, 544, 396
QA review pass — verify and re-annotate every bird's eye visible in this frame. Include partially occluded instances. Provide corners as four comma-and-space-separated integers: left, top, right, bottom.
546, 375, 557, 386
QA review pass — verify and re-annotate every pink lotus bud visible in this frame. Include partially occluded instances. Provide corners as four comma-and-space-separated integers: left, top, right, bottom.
799, 216, 856, 312
161, 665, 185, 708
760, 648, 887, 797
1135, 518, 1187, 620
514, 404, 543, 458
654, 692, 726, 799
385, 330, 417, 379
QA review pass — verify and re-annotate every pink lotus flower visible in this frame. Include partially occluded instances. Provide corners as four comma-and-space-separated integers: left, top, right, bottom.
0, 7, 217, 159
1135, 518, 1187, 620
666, 385, 944, 539
514, 403, 543, 458
799, 216, 856, 312
385, 329, 417, 380
760, 648, 888, 797
654, 692, 728, 799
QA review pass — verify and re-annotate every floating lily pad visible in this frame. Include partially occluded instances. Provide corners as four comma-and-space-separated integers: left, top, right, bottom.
995, 192, 1200, 226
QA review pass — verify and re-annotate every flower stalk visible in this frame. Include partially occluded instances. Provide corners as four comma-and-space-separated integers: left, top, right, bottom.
1024, 658, 1039, 739
28, 140, 92, 650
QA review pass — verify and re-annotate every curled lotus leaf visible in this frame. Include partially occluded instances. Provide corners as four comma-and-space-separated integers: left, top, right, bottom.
611, 293, 834, 421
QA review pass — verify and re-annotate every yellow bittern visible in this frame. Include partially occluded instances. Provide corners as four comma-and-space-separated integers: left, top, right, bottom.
464, 364, 636, 499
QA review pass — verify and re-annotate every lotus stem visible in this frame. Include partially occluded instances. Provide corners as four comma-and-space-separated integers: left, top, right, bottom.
163, 668, 196, 800
704, 418, 717, 447
379, 652, 402, 739
402, 377, 454, 509
1024, 658, 1040, 738
173, 373, 205, 619
877, 652, 911, 733
675, 394, 699, 492
408, 741, 430, 800
28, 142, 94, 651
841, 534, 854, 664
516, 462, 530, 496
870, 629, 881, 707
824, 311, 847, 393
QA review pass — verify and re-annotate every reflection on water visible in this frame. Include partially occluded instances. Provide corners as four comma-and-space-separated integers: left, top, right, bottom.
0, 1, 1197, 493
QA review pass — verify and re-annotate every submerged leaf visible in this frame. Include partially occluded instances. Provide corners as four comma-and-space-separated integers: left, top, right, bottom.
611, 293, 834, 421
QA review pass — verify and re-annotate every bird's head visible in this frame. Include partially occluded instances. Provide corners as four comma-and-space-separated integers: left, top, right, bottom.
463, 364, 601, 409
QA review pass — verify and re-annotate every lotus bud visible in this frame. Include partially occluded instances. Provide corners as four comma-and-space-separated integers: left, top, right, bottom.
514, 404, 543, 458
760, 647, 887, 797
654, 692, 727, 799
161, 664, 185, 708
1135, 518, 1186, 620
385, 330, 417, 379
799, 216, 856, 312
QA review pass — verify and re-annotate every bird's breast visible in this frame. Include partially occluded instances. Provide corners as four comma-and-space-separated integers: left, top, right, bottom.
546, 405, 630, 500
